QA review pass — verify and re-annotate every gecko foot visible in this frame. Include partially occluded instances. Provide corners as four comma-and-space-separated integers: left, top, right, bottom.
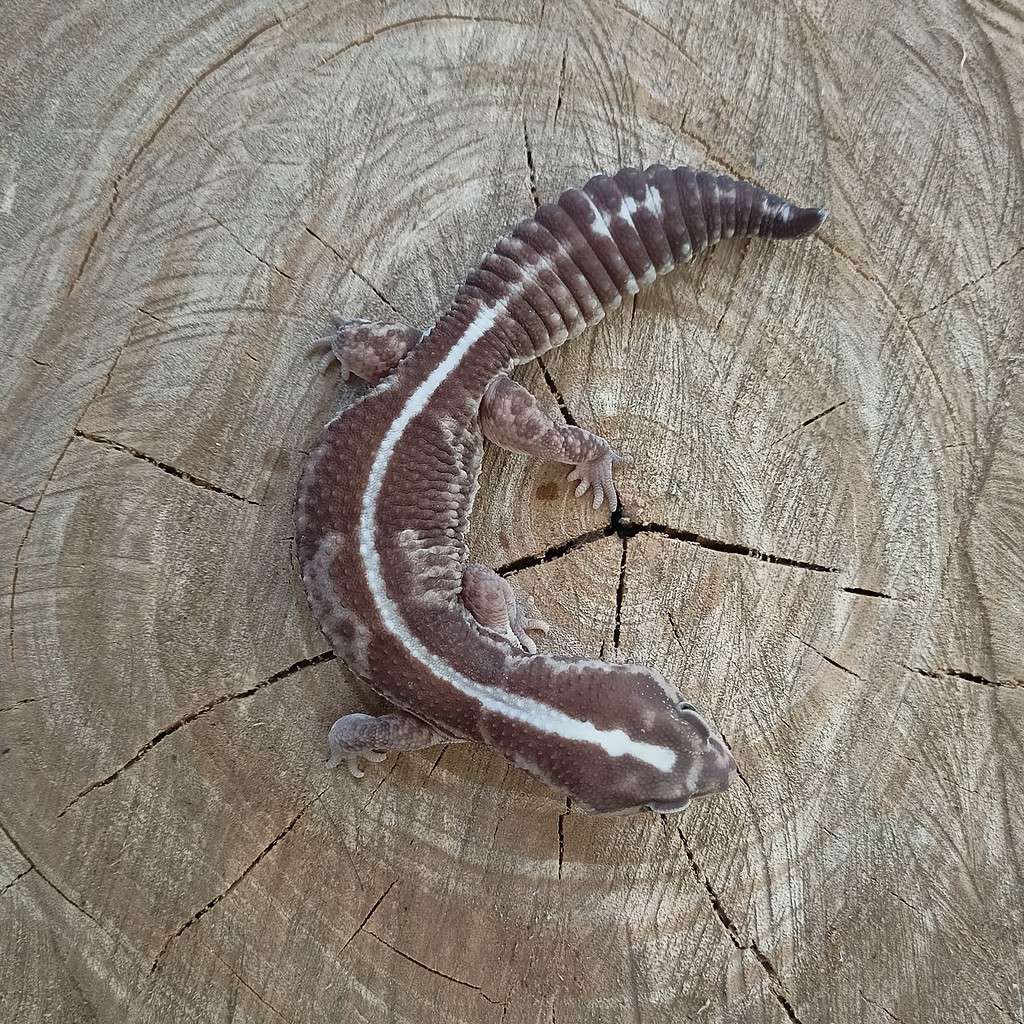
566, 449, 625, 512
462, 564, 549, 654
311, 313, 422, 384
327, 711, 448, 778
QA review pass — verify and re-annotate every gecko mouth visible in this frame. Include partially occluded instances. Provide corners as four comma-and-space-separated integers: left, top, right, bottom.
643, 797, 692, 814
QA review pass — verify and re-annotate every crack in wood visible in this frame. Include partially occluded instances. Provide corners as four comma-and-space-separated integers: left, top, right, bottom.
339, 879, 398, 957
535, 356, 579, 426
791, 633, 865, 681
554, 40, 569, 128
905, 663, 1022, 690
0, 819, 107, 932
0, 865, 34, 899
151, 785, 327, 972
907, 243, 1024, 322
200, 207, 294, 281
497, 515, 842, 577
679, 829, 805, 1024
522, 115, 541, 210
74, 429, 261, 506
212, 951, 296, 1023
365, 929, 503, 1004
556, 797, 569, 879
612, 531, 628, 649
0, 697, 40, 714
0, 497, 34, 514
58, 651, 335, 818
841, 585, 897, 600
768, 400, 848, 448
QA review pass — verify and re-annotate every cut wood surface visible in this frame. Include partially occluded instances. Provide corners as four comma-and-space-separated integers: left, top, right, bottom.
2, 1, 1022, 1021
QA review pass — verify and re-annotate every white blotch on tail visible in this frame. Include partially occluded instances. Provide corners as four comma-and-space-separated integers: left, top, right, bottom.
642, 184, 663, 218
358, 304, 676, 773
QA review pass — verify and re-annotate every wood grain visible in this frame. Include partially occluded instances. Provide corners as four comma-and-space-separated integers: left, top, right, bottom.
2, 1, 1022, 1021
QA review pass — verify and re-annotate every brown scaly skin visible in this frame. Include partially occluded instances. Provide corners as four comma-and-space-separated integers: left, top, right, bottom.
295, 164, 827, 814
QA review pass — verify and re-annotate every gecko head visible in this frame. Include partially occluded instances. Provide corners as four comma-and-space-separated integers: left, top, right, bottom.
637, 701, 737, 815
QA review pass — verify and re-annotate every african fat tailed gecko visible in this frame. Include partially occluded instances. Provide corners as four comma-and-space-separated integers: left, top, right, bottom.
295, 164, 826, 814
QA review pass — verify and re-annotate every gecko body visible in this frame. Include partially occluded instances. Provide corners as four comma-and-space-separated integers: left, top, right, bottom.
295, 165, 826, 814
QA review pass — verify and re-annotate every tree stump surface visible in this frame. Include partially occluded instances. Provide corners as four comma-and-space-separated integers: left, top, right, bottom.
2, 2, 1022, 1022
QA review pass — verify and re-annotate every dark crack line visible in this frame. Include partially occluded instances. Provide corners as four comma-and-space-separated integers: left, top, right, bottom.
522, 115, 540, 210
841, 586, 896, 600
350, 268, 404, 318
201, 208, 293, 281
304, 224, 346, 263
74, 429, 260, 506
0, 865, 34, 898
496, 523, 613, 575
612, 534, 628, 649
679, 830, 804, 1024
498, 516, 840, 577
556, 797, 569, 879
791, 634, 864, 681
0, 497, 33, 514
554, 40, 569, 128
213, 952, 296, 1024
151, 785, 326, 972
906, 663, 1021, 691
359, 757, 402, 812
0, 697, 40, 714
0, 819, 106, 932
59, 651, 335, 817
907, 243, 1024, 322
339, 879, 397, 957
366, 930, 502, 1004
303, 227, 404, 318
859, 989, 901, 1023
535, 356, 579, 426
769, 400, 848, 447
717, 732, 752, 792
69, 11, 299, 293
427, 747, 447, 777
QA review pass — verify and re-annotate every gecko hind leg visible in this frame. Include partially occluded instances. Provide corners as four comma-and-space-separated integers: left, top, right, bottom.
327, 711, 450, 778
480, 374, 625, 511
313, 312, 423, 384
462, 564, 550, 654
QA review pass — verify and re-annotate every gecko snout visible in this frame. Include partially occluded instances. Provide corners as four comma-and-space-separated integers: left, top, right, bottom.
642, 706, 737, 814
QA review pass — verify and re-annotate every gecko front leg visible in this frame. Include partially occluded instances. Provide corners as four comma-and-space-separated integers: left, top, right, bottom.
327, 711, 452, 778
479, 374, 624, 511
462, 564, 550, 654
316, 313, 423, 383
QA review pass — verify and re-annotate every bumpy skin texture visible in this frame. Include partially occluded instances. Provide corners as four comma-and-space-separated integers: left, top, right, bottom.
295, 165, 826, 814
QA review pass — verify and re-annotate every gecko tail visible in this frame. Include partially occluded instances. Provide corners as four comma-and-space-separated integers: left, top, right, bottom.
439, 161, 827, 363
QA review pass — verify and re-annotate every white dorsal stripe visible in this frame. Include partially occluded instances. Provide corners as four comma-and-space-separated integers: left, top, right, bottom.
358, 301, 676, 773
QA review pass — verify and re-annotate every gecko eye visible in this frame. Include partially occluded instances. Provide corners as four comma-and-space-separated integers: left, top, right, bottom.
676, 701, 696, 712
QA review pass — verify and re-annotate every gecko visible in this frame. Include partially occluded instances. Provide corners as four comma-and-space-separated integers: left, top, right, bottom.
295, 163, 826, 815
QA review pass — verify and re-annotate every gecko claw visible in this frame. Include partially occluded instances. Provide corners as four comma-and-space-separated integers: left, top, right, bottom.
566, 448, 621, 512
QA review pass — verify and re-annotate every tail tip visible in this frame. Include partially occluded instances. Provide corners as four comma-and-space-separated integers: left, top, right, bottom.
782, 204, 829, 239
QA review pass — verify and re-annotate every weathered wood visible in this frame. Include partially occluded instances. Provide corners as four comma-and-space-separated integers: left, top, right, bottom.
2, 1, 1022, 1022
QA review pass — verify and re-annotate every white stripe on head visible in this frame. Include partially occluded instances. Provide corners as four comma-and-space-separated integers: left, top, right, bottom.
358, 302, 675, 773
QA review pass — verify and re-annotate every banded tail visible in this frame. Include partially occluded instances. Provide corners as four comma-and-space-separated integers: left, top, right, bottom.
451, 164, 827, 361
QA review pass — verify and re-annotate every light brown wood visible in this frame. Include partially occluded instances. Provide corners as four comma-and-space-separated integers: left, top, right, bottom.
2, 1, 1022, 1021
